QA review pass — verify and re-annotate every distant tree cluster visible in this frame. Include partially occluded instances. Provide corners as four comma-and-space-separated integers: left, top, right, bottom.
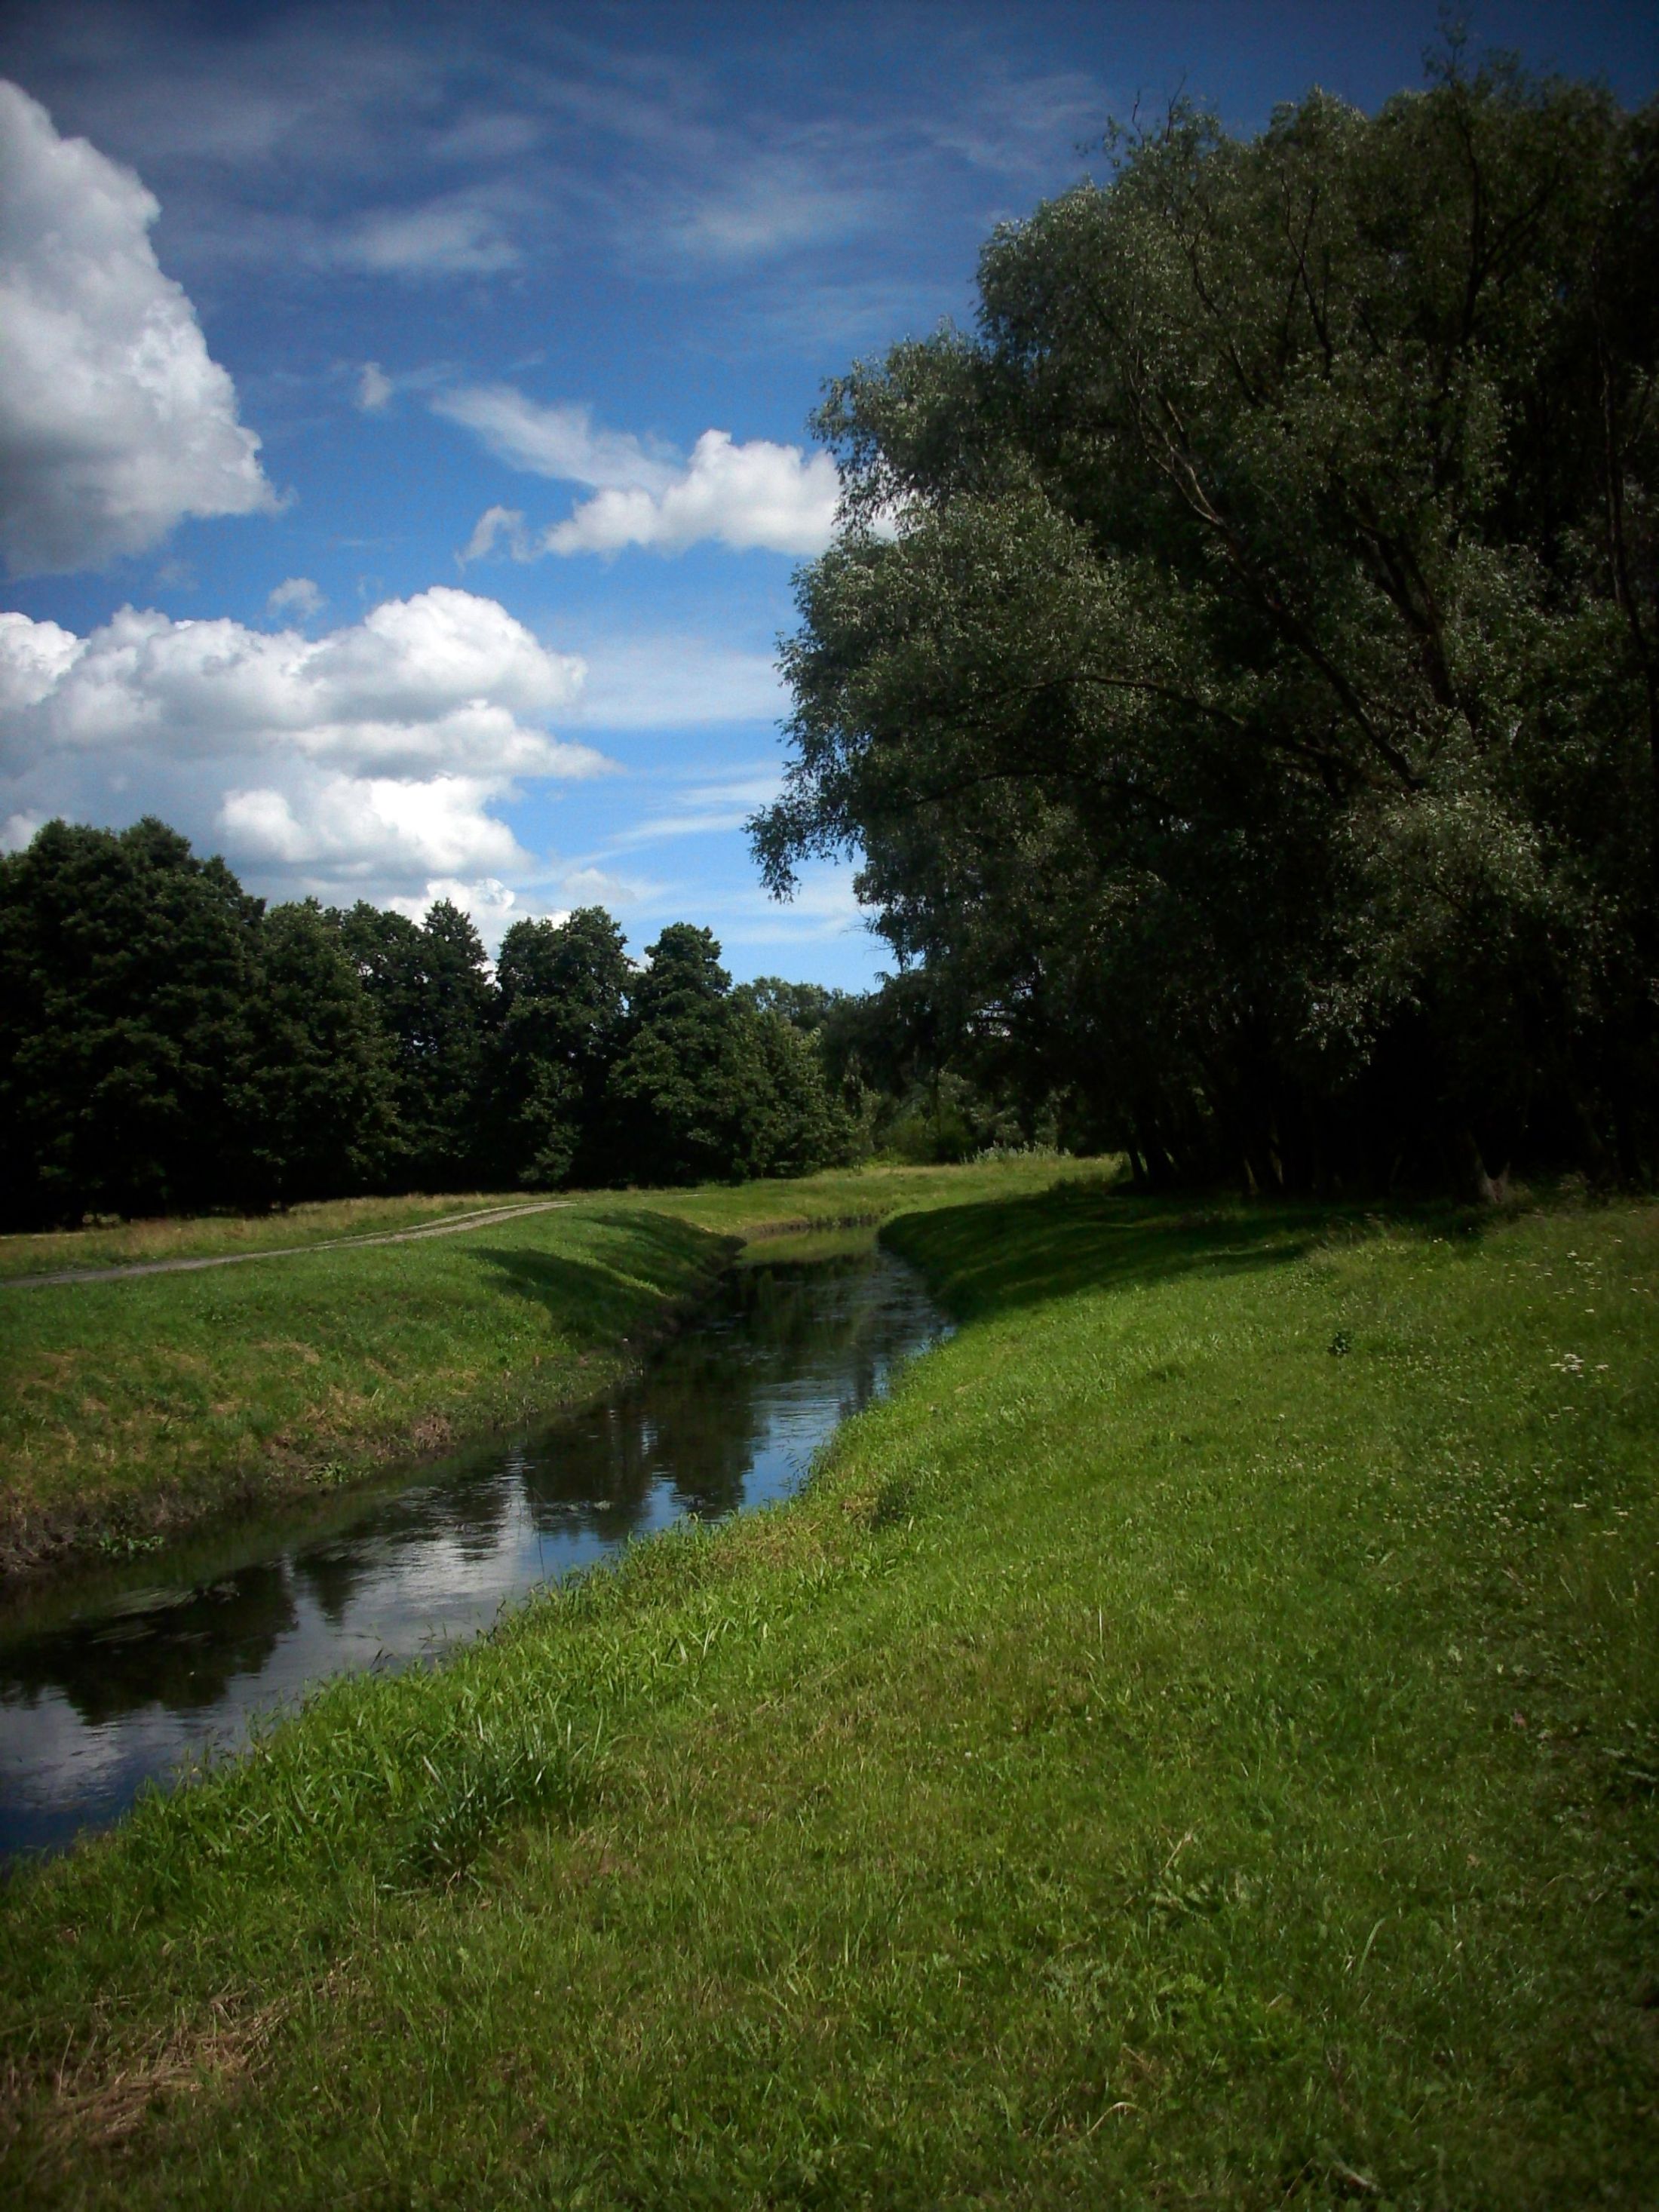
755, 52, 1659, 1195
0, 818, 853, 1229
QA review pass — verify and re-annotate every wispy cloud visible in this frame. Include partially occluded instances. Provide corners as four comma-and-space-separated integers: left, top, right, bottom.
434, 388, 676, 491
431, 110, 546, 164
924, 68, 1106, 179
1, 7, 1109, 293
716, 864, 868, 946
460, 504, 532, 564
570, 640, 785, 729
655, 152, 878, 265
329, 195, 521, 277
602, 767, 783, 849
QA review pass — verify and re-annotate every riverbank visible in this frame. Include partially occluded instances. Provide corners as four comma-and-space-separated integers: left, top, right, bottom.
2, 1182, 1654, 2204
0, 1160, 1087, 1577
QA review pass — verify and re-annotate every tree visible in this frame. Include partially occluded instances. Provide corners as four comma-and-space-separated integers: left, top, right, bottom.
608, 925, 757, 1183
0, 818, 268, 1224
0, 827, 407, 1225
609, 926, 856, 1184
733, 977, 845, 1032
244, 901, 398, 1206
335, 898, 496, 1189
742, 1008, 855, 1175
492, 907, 630, 1186
754, 52, 1659, 1192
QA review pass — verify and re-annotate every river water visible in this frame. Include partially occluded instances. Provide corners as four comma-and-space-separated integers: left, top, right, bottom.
0, 1240, 948, 1859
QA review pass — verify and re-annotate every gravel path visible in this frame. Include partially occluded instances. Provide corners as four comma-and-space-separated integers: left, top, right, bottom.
0, 1201, 572, 1291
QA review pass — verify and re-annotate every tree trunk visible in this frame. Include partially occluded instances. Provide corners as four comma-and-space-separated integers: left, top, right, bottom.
1458, 1127, 1509, 1205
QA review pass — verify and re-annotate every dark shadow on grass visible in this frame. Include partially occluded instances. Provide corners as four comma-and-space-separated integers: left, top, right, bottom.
882, 1185, 1348, 1320
467, 1209, 734, 1341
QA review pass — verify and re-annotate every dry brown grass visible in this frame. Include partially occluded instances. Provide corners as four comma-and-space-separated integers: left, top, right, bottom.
1, 1985, 299, 2163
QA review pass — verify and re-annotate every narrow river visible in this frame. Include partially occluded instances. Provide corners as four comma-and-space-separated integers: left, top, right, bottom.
0, 1238, 949, 1859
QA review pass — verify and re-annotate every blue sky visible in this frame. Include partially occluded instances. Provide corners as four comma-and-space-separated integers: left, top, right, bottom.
2, 2, 1654, 987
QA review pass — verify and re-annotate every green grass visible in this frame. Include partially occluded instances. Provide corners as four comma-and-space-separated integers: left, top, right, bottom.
2, 1181, 1654, 2204
0, 1191, 556, 1281
0, 1158, 1091, 1572
605, 1156, 1093, 1247
0, 1159, 1080, 1282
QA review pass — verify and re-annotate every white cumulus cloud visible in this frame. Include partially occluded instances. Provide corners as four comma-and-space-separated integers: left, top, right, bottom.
0, 587, 609, 907
440, 382, 840, 562
546, 430, 838, 556
0, 609, 80, 713
385, 874, 522, 933
0, 79, 276, 576
219, 774, 525, 877
0, 588, 590, 776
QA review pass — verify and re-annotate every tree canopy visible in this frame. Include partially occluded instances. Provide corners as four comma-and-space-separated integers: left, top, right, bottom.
754, 54, 1659, 1192
0, 819, 281, 1223
0, 823, 854, 1227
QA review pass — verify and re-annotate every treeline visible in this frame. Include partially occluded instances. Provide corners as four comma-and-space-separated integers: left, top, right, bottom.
0, 818, 854, 1229
755, 52, 1659, 1196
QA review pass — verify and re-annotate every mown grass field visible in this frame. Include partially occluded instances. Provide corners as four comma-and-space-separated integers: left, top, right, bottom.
0, 1192, 554, 1282
2, 1180, 1654, 2206
0, 1160, 1084, 1572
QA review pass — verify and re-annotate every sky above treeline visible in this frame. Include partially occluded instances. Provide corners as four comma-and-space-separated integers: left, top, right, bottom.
2, 3, 1655, 986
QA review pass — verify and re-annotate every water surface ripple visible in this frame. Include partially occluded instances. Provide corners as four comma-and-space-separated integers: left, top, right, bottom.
0, 1243, 947, 1858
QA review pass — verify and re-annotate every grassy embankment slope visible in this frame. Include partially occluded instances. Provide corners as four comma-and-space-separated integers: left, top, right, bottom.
0, 1161, 1080, 1574
2, 1182, 1654, 2206
0, 1192, 553, 1282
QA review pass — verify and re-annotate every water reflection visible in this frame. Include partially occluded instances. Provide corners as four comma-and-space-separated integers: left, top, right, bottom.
0, 1245, 946, 1858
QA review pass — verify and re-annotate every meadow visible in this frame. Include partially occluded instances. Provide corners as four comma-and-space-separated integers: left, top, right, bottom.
0, 1159, 1081, 1574
1, 1175, 1654, 2205
0, 1193, 554, 1283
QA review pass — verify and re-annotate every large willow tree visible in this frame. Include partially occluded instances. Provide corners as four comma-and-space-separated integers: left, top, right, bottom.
754, 54, 1659, 1192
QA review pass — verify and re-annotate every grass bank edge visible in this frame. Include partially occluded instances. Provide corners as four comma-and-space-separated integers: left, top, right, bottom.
0, 1158, 1099, 1581
1, 1182, 1654, 2204
0, 1213, 729, 1582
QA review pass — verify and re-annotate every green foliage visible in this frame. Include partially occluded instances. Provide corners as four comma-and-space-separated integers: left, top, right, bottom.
0, 823, 365, 1229
609, 925, 764, 1183
742, 1002, 856, 1174
732, 974, 845, 1032
244, 901, 398, 1203
755, 52, 1659, 1194
0, 827, 854, 1225
812, 974, 1045, 1164
492, 907, 630, 1186
334, 897, 496, 1189
607, 925, 855, 1184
